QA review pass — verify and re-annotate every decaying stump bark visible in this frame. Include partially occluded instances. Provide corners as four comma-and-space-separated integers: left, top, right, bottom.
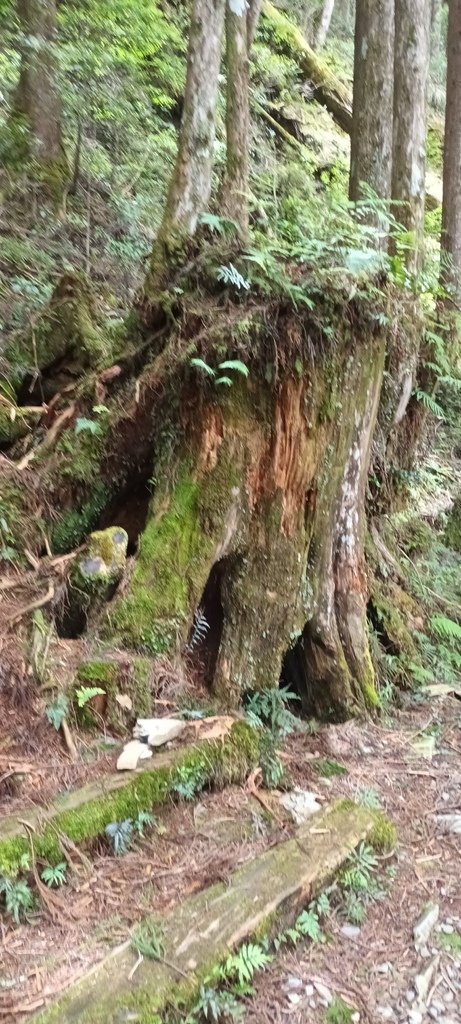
103, 292, 387, 719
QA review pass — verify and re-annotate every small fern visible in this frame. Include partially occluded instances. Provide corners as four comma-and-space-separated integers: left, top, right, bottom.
430, 615, 461, 643
186, 607, 210, 651
224, 943, 272, 986
216, 263, 250, 291
415, 390, 445, 419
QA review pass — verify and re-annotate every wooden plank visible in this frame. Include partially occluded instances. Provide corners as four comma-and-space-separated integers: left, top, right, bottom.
34, 801, 373, 1024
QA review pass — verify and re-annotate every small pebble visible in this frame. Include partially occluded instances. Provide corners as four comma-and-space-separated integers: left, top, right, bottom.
428, 1009, 439, 1020
287, 993, 301, 1006
285, 976, 303, 991
305, 984, 314, 997
405, 989, 416, 1004
340, 924, 361, 939
313, 981, 333, 1005
377, 1008, 394, 1020
376, 962, 392, 974
351, 1013, 360, 1023
407, 1011, 423, 1024
441, 924, 454, 934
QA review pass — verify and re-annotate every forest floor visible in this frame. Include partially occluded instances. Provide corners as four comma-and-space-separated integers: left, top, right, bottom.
0, 694, 460, 1023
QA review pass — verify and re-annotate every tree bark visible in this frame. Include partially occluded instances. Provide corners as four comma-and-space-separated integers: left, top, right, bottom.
142, 0, 226, 301
222, 0, 261, 238
314, 0, 336, 48
440, 0, 461, 307
392, 0, 431, 272
349, 0, 395, 217
12, 0, 67, 184
222, 2, 251, 237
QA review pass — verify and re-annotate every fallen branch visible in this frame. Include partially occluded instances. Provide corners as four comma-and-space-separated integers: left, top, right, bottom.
7, 582, 55, 625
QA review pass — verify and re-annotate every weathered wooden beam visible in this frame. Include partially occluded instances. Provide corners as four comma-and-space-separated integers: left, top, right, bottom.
33, 801, 374, 1024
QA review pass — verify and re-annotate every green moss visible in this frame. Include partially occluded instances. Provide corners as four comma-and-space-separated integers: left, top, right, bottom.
74, 656, 153, 728
370, 584, 418, 658
51, 483, 110, 553
368, 810, 397, 853
0, 724, 260, 874
109, 458, 228, 648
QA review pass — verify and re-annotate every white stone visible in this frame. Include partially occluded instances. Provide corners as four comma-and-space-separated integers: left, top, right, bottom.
133, 718, 186, 747
287, 993, 301, 1005
407, 1011, 423, 1024
414, 903, 439, 950
340, 924, 361, 939
279, 789, 322, 825
406, 989, 416, 1004
435, 814, 461, 835
313, 981, 332, 1005
351, 1013, 360, 1023
305, 984, 314, 997
116, 739, 153, 771
376, 962, 392, 974
414, 956, 440, 1003
377, 1008, 395, 1020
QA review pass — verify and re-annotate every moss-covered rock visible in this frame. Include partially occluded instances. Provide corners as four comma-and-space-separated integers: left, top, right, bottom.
62, 527, 128, 635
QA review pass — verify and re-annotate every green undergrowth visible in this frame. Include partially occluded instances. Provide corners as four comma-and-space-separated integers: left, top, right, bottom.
0, 722, 260, 875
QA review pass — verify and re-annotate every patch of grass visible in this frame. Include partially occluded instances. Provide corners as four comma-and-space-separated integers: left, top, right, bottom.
315, 758, 348, 778
325, 998, 354, 1024
437, 930, 461, 954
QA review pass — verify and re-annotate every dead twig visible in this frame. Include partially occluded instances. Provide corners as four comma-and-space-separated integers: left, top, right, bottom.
7, 583, 55, 626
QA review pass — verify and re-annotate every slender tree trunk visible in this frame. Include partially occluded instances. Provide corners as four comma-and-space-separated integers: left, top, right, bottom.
392, 0, 430, 272
12, 0, 67, 184
222, 0, 261, 237
314, 0, 336, 48
142, 0, 226, 302
441, 0, 461, 307
349, 0, 395, 222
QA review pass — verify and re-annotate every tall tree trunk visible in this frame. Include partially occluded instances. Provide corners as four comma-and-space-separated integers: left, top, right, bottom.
12, 0, 67, 186
314, 0, 336, 48
349, 0, 395, 222
141, 0, 226, 303
222, 0, 261, 237
441, 0, 461, 307
392, 0, 430, 272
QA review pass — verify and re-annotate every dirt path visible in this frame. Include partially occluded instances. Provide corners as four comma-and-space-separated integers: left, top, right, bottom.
244, 695, 461, 1024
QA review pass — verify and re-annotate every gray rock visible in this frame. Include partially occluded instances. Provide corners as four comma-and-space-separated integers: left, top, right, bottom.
414, 903, 439, 950
133, 717, 186, 747
279, 789, 322, 824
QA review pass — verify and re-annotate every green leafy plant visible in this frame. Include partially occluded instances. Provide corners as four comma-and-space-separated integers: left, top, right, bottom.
132, 919, 164, 959
46, 693, 70, 730
192, 985, 244, 1023
415, 390, 445, 419
0, 876, 35, 924
430, 615, 461, 642
355, 786, 382, 810
105, 819, 134, 856
41, 862, 67, 888
223, 942, 272, 987
75, 417, 102, 436
258, 730, 284, 788
244, 686, 300, 740
75, 685, 105, 708
171, 760, 207, 801
134, 810, 156, 836
325, 997, 354, 1024
190, 357, 249, 389
315, 758, 348, 778
216, 263, 250, 291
